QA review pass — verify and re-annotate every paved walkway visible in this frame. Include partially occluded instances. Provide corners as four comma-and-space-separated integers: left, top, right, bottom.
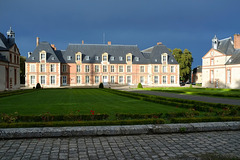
126, 90, 240, 106
0, 131, 239, 160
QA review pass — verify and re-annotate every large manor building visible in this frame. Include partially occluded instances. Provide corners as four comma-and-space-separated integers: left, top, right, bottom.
202, 34, 240, 88
0, 27, 20, 91
25, 39, 180, 87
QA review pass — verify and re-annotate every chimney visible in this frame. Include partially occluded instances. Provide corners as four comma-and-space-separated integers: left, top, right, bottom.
51, 44, 56, 50
28, 52, 32, 58
82, 40, 84, 44
157, 42, 162, 45
234, 34, 240, 49
36, 37, 40, 46
108, 41, 111, 45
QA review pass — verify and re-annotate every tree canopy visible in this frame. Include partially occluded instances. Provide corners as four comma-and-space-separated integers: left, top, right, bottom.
20, 56, 26, 84
172, 48, 193, 82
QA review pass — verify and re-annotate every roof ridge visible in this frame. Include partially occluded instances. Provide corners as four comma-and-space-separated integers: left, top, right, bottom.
68, 43, 137, 47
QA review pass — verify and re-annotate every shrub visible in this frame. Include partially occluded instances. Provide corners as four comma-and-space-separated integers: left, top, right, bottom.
99, 82, 104, 89
170, 116, 240, 123
36, 83, 41, 89
0, 112, 19, 123
116, 113, 163, 120
137, 83, 143, 88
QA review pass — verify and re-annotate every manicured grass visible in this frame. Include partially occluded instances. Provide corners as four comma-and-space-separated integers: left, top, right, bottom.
139, 87, 240, 99
0, 88, 187, 120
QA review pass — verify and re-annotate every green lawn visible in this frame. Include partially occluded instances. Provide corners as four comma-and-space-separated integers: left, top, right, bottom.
139, 87, 240, 99
0, 89, 187, 119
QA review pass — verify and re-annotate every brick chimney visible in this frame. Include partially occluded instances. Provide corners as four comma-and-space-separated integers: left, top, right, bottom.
82, 40, 84, 44
36, 37, 40, 46
234, 34, 240, 49
108, 41, 111, 45
51, 44, 56, 50
157, 42, 162, 45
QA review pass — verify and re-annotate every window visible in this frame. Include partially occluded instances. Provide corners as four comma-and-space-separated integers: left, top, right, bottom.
67, 56, 71, 60
30, 64, 36, 72
85, 56, 90, 60
62, 65, 67, 72
140, 76, 144, 84
127, 56, 131, 62
211, 70, 214, 83
30, 76, 35, 85
103, 55, 107, 61
119, 56, 123, 61
162, 76, 167, 84
32, 57, 35, 60
119, 76, 123, 83
77, 65, 81, 72
110, 57, 115, 61
40, 64, 45, 72
103, 65, 107, 72
14, 69, 17, 85
51, 76, 55, 84
163, 56, 166, 62
95, 56, 99, 61
40, 76, 45, 84
85, 65, 90, 72
211, 59, 214, 65
95, 76, 99, 84
77, 55, 81, 61
171, 76, 175, 84
119, 66, 123, 72
135, 57, 139, 61
155, 59, 157, 62
51, 57, 55, 60
227, 69, 231, 83
85, 76, 89, 84
154, 66, 159, 72
40, 53, 45, 60
162, 66, 166, 73
171, 66, 175, 73
111, 76, 115, 83
140, 66, 145, 72
62, 76, 67, 84
154, 76, 158, 84
50, 64, 55, 72
127, 66, 131, 72
95, 65, 99, 72
127, 76, 131, 83
111, 65, 114, 72
77, 76, 81, 84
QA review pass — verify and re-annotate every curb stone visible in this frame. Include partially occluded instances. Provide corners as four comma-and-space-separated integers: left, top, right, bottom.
0, 122, 240, 139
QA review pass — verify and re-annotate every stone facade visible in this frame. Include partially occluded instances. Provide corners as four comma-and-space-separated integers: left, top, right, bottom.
25, 39, 180, 88
202, 35, 240, 88
192, 66, 202, 84
0, 27, 20, 91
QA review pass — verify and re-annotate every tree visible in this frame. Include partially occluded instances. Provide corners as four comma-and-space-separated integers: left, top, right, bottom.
20, 56, 26, 84
172, 48, 193, 82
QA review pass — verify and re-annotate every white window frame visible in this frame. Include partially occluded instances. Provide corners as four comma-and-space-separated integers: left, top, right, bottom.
62, 76, 67, 85
103, 65, 107, 72
171, 76, 175, 84
227, 69, 231, 84
162, 66, 167, 73
140, 76, 144, 84
95, 76, 99, 84
40, 64, 45, 72
119, 66, 123, 72
162, 76, 167, 84
154, 76, 159, 84
85, 65, 90, 73
40, 53, 45, 60
111, 65, 115, 72
30, 75, 35, 85
127, 56, 131, 62
211, 70, 214, 84
30, 64, 36, 72
77, 76, 81, 84
77, 65, 81, 72
111, 76, 115, 83
77, 55, 81, 61
40, 76, 45, 84
51, 76, 56, 85
163, 55, 166, 62
154, 66, 159, 73
119, 76, 124, 83
85, 76, 89, 84
67, 56, 71, 60
95, 65, 99, 72
103, 55, 107, 61
127, 76, 131, 84
127, 66, 131, 72
50, 64, 56, 72
62, 65, 67, 72
140, 66, 144, 72
171, 66, 175, 73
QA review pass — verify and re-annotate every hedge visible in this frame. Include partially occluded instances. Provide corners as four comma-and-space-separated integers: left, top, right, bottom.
116, 113, 163, 120
170, 116, 240, 123
0, 89, 36, 98
0, 118, 165, 128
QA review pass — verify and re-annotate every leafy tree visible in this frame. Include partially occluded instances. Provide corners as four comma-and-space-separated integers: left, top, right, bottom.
172, 48, 193, 82
20, 56, 26, 84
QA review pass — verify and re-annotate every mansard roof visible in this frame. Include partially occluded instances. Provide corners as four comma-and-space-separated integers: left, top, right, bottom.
216, 37, 235, 55
26, 42, 60, 63
26, 41, 179, 65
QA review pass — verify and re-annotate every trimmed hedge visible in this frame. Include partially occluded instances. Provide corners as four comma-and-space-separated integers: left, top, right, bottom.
116, 113, 163, 120
0, 89, 36, 98
170, 116, 240, 123
0, 118, 165, 128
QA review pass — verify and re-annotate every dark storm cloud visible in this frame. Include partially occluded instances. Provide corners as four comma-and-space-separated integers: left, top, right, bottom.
1, 0, 240, 68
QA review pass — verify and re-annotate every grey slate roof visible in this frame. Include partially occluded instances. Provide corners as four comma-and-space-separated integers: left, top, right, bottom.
26, 42, 60, 63
26, 42, 179, 65
0, 32, 15, 51
217, 37, 235, 55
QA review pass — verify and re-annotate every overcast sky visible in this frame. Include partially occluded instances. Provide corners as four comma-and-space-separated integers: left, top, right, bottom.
1, 0, 240, 68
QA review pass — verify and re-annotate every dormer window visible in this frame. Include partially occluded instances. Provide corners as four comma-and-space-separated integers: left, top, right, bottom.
85, 56, 90, 60
119, 56, 123, 61
110, 56, 115, 61
75, 52, 82, 63
95, 56, 99, 61
163, 56, 166, 62
67, 56, 72, 60
32, 57, 35, 60
127, 56, 131, 62
135, 57, 139, 61
77, 55, 81, 61
103, 55, 107, 61
52, 57, 55, 60
40, 53, 45, 60
155, 59, 157, 62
